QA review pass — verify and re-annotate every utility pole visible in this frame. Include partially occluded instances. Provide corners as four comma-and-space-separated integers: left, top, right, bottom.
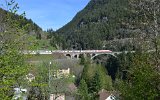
49, 61, 51, 97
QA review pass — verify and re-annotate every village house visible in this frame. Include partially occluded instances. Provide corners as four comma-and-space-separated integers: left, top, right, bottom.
50, 93, 65, 100
98, 89, 118, 100
53, 68, 70, 78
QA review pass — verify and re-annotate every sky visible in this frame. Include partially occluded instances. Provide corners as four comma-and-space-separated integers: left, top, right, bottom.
0, 0, 90, 30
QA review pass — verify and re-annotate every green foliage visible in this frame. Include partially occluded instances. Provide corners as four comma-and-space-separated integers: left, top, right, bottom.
89, 71, 101, 94
106, 52, 134, 80
0, 6, 53, 50
0, 0, 30, 99
106, 56, 120, 80
0, 8, 42, 36
81, 63, 113, 97
81, 63, 95, 84
47, 29, 67, 49
28, 62, 50, 99
117, 53, 160, 99
0, 6, 53, 51
112, 1, 160, 99
28, 61, 76, 99
97, 65, 113, 91
79, 54, 85, 65
0, 47, 28, 99
77, 79, 89, 100
50, 77, 69, 94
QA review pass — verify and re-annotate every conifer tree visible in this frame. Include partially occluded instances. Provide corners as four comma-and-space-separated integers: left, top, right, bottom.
89, 71, 101, 94
78, 79, 89, 100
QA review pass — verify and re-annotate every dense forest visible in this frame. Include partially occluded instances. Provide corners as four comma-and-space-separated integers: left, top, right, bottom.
56, 0, 160, 51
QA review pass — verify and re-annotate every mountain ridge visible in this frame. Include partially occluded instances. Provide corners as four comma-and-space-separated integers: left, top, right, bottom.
57, 0, 159, 51
57, 0, 132, 50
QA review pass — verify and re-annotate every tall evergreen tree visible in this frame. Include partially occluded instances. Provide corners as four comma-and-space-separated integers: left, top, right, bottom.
89, 71, 101, 94
78, 79, 89, 100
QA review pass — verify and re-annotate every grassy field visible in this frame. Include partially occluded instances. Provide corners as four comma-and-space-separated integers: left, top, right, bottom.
34, 39, 56, 50
26, 35, 56, 50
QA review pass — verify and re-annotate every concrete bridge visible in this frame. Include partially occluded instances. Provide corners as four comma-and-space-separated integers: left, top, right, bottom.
23, 50, 136, 59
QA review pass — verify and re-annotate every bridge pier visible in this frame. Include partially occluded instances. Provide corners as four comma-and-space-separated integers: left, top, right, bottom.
72, 54, 79, 59
65, 53, 80, 59
65, 53, 117, 59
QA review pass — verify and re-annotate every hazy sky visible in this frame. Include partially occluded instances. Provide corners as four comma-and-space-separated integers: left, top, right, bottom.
1, 0, 90, 30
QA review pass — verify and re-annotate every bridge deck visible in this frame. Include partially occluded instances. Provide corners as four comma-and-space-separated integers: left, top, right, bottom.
23, 50, 113, 54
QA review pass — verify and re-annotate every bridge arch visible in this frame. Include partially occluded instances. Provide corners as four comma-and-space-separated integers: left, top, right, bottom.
65, 54, 71, 58
74, 54, 80, 59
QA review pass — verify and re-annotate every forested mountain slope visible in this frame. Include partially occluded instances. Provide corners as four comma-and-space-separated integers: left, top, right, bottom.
57, 0, 160, 51
0, 8, 42, 39
0, 8, 55, 50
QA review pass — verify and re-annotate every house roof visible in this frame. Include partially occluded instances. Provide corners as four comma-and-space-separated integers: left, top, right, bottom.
98, 89, 118, 100
67, 83, 77, 93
